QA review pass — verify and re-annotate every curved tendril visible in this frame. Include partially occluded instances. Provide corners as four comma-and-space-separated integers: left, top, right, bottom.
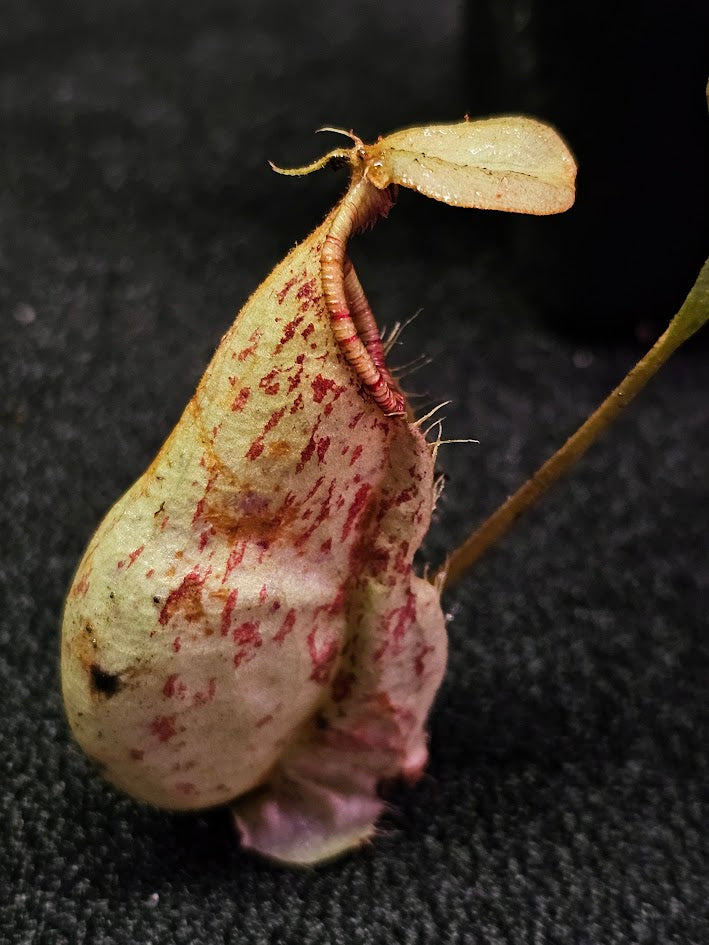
268, 148, 352, 178
316, 127, 364, 149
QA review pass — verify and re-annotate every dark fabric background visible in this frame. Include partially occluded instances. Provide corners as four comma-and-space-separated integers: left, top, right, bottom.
1, 2, 707, 943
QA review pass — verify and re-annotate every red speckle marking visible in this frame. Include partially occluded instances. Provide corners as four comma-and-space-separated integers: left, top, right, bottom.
414, 644, 435, 677
394, 542, 411, 575
316, 436, 331, 464
192, 497, 205, 525
72, 575, 90, 598
232, 617, 264, 666
150, 715, 177, 742
233, 650, 252, 668
126, 545, 145, 567
193, 677, 217, 706
116, 560, 124, 569
296, 418, 324, 473
246, 440, 264, 460
231, 386, 251, 412
389, 590, 417, 642
290, 392, 304, 414
287, 356, 305, 393
221, 588, 239, 636
320, 538, 332, 554
296, 480, 335, 546
301, 323, 315, 340
256, 714, 273, 728
223, 541, 247, 582
324, 584, 346, 617
173, 636, 181, 652
199, 527, 215, 551
287, 372, 303, 393
259, 368, 281, 395
311, 374, 346, 405
175, 782, 196, 795
307, 628, 339, 684
163, 674, 187, 699
341, 483, 372, 542
276, 275, 298, 304
349, 444, 363, 466
264, 405, 287, 434
394, 487, 415, 507
279, 315, 305, 346
304, 477, 325, 504
233, 620, 261, 647
296, 278, 317, 300
273, 608, 296, 644
235, 328, 262, 361
145, 568, 155, 579
349, 411, 364, 429
248, 404, 288, 460
159, 568, 208, 625
130, 748, 144, 761
371, 416, 389, 434
259, 584, 268, 603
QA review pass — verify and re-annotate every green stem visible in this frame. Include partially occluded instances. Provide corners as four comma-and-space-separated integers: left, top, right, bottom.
435, 257, 709, 592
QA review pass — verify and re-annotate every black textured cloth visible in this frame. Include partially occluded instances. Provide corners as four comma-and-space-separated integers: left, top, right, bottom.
2, 3, 707, 943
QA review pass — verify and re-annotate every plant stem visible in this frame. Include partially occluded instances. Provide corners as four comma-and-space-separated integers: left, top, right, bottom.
435, 257, 709, 592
